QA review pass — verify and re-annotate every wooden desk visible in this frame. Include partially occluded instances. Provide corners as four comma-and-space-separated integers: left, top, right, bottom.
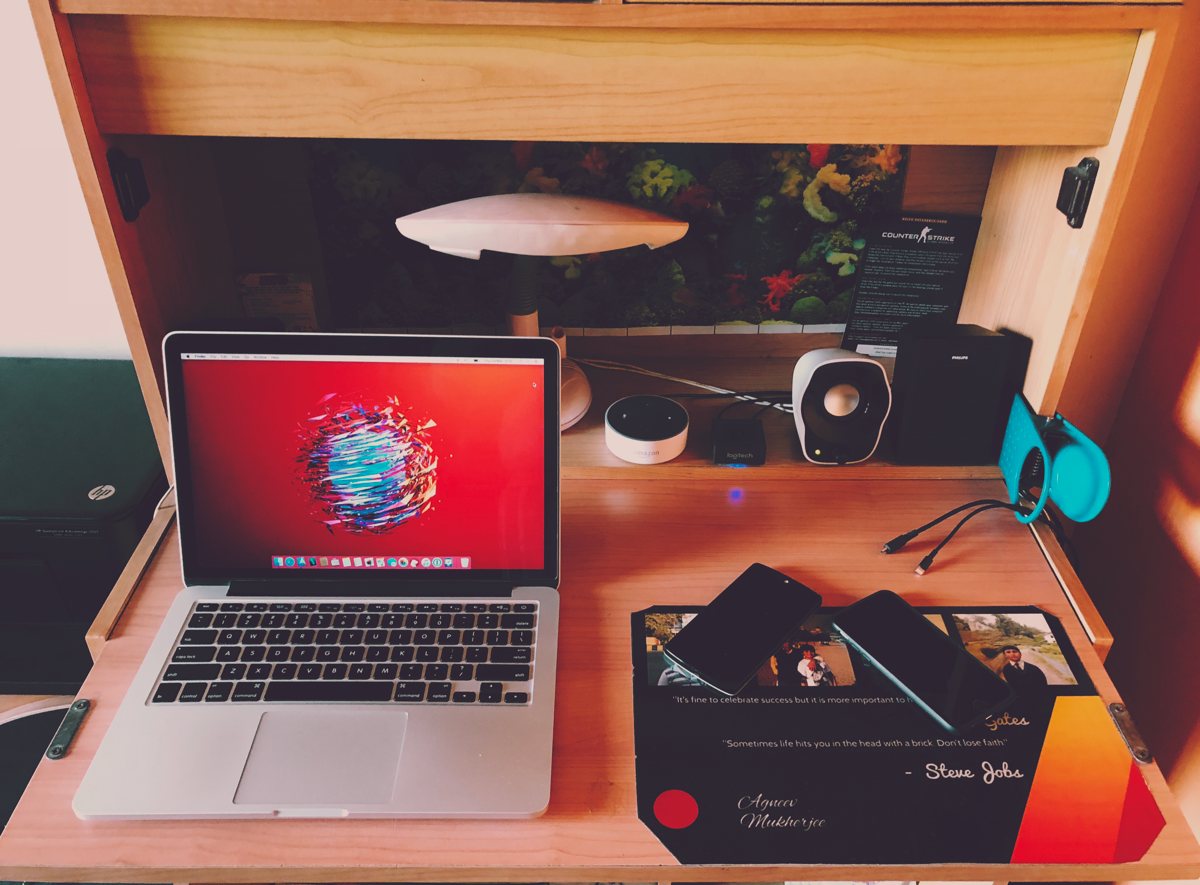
0, 478, 1196, 883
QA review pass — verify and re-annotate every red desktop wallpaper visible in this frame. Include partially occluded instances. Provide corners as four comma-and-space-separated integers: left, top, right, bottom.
181, 357, 545, 570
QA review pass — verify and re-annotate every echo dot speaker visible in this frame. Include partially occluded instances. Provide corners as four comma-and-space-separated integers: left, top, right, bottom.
604, 395, 689, 464
792, 348, 891, 465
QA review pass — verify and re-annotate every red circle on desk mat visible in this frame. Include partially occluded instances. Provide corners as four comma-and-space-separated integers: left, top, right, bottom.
654, 789, 699, 829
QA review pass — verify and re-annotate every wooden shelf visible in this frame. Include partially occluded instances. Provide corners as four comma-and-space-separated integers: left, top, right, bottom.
563, 338, 1001, 480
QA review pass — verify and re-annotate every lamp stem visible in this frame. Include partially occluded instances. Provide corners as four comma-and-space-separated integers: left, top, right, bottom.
508, 255, 540, 337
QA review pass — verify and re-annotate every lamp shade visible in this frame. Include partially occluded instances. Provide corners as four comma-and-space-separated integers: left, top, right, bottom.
395, 193, 688, 259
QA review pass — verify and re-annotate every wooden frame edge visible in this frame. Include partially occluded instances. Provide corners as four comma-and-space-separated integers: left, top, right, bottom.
1028, 519, 1114, 662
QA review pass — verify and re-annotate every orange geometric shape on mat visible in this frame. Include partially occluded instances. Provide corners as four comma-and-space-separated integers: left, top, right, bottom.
1010, 696, 1163, 863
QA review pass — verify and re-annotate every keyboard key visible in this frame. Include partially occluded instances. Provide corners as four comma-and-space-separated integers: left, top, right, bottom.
188, 612, 214, 628
334, 614, 356, 629
466, 646, 489, 663
267, 647, 289, 662
339, 629, 364, 645
292, 646, 316, 662
416, 647, 439, 663
452, 614, 475, 629
357, 613, 380, 628
235, 613, 261, 629
298, 664, 322, 680
430, 614, 452, 629
179, 682, 206, 702
262, 614, 286, 629
399, 664, 423, 680
491, 646, 532, 664
450, 664, 474, 681
245, 603, 268, 612
217, 630, 243, 645
172, 646, 217, 663
285, 613, 309, 629
366, 646, 389, 662
427, 682, 452, 702
463, 630, 485, 645
365, 630, 387, 645
390, 646, 415, 663
501, 614, 536, 629
164, 663, 220, 682
416, 603, 438, 613
511, 630, 534, 646
438, 630, 461, 645
219, 602, 244, 612
232, 682, 266, 702
414, 630, 436, 645
317, 647, 339, 662
424, 664, 449, 680
295, 603, 317, 612
440, 646, 465, 663
241, 646, 267, 662
382, 614, 405, 629
405, 613, 428, 629
453, 691, 477, 703
152, 683, 181, 703
273, 664, 297, 680
317, 629, 339, 645
318, 603, 341, 612
390, 603, 414, 612
311, 614, 333, 628
343, 603, 366, 613
181, 629, 217, 645
466, 603, 487, 613
388, 629, 413, 645
205, 681, 233, 701
221, 663, 247, 680
373, 664, 397, 679
489, 604, 512, 613
439, 603, 463, 613
196, 603, 219, 612
340, 646, 365, 662
504, 692, 530, 704
514, 603, 536, 613
486, 630, 508, 646
248, 663, 272, 680
216, 647, 240, 662
393, 682, 426, 702
367, 603, 389, 613
266, 630, 291, 645
475, 664, 531, 682
478, 614, 499, 629
269, 603, 293, 612
214, 613, 237, 628
267, 682, 391, 702
349, 663, 373, 680
479, 682, 503, 703
323, 664, 348, 680
293, 629, 315, 644
244, 629, 266, 645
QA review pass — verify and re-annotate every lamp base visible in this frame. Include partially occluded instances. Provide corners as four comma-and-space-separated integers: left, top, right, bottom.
561, 359, 592, 430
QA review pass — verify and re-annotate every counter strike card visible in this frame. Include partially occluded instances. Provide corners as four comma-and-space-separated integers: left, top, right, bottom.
841, 214, 981, 358
633, 606, 1165, 866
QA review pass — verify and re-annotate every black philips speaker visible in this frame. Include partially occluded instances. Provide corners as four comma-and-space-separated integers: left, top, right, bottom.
792, 348, 892, 465
889, 322, 1031, 465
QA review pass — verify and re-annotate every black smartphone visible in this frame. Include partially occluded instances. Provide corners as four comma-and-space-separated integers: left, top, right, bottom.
833, 590, 1015, 733
662, 563, 822, 695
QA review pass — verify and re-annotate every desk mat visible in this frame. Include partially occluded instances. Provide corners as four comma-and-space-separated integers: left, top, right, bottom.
631, 605, 1164, 865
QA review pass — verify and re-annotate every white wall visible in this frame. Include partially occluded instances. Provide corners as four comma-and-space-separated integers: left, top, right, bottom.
1, 3, 130, 359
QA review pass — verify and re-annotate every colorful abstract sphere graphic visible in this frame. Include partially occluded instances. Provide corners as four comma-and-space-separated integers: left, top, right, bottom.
297, 394, 438, 534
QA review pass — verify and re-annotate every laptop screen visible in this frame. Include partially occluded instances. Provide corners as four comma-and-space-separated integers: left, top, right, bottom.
164, 333, 559, 588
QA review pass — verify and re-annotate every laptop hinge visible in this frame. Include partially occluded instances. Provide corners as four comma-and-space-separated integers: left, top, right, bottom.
227, 579, 517, 598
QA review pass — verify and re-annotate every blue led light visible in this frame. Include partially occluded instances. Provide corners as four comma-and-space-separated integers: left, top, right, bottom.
728, 488, 745, 502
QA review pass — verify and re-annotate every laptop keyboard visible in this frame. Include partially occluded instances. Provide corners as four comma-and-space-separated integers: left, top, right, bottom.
150, 600, 537, 706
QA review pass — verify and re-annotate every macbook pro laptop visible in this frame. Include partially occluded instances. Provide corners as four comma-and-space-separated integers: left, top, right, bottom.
74, 331, 561, 819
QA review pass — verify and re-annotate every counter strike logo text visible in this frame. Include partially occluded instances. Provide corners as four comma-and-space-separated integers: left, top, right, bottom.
882, 229, 956, 244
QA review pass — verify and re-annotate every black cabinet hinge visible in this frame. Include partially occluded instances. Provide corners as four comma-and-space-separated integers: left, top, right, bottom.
1057, 157, 1099, 229
107, 148, 150, 222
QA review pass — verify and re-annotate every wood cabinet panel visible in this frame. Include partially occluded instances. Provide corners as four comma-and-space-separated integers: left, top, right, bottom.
72, 15, 1136, 145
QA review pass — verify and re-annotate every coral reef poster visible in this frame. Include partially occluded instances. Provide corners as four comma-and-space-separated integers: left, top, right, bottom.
307, 141, 908, 331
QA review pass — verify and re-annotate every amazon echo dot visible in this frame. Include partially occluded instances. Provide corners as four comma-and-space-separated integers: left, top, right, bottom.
604, 395, 689, 464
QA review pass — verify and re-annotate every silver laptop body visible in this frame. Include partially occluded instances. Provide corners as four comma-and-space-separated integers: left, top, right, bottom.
74, 331, 561, 819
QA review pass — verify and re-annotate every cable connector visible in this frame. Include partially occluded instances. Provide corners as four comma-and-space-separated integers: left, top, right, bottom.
914, 553, 935, 576
882, 531, 917, 554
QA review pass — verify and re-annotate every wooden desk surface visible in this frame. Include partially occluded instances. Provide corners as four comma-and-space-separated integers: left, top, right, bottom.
1, 478, 1196, 883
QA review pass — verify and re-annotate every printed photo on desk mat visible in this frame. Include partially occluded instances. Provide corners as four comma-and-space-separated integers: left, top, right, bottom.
632, 606, 1164, 866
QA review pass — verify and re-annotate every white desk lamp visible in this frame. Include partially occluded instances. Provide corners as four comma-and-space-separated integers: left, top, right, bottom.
396, 193, 688, 429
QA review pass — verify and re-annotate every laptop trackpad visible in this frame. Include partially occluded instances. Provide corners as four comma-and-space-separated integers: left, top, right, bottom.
234, 710, 408, 807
